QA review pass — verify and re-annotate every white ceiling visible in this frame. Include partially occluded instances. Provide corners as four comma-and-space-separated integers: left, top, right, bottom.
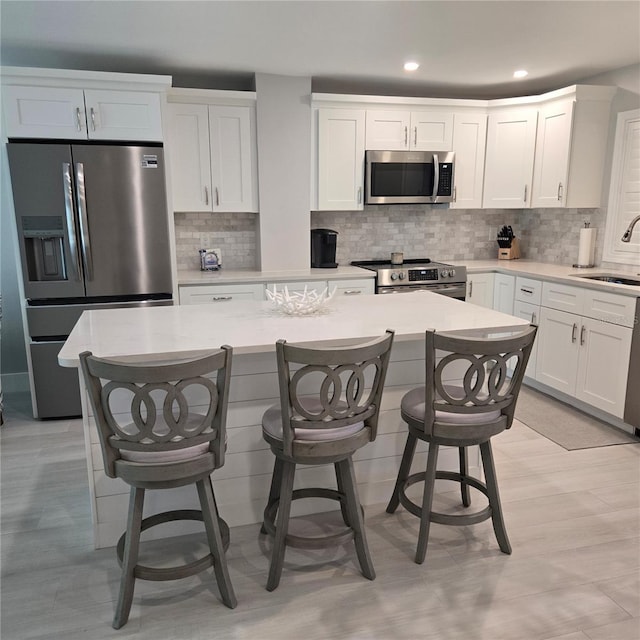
1, 1, 639, 98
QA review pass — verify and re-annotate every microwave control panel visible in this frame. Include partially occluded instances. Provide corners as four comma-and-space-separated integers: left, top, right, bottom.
437, 164, 453, 196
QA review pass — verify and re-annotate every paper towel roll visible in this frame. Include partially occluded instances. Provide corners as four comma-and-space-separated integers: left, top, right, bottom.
577, 228, 596, 266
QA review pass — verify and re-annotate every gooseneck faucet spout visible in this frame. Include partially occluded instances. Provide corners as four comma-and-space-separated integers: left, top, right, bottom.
621, 214, 640, 242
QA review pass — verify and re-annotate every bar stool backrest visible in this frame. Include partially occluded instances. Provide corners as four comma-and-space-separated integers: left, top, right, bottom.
424, 326, 537, 437
276, 331, 394, 456
80, 347, 233, 478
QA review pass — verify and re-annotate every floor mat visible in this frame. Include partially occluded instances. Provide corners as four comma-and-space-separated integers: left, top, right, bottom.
514, 386, 640, 450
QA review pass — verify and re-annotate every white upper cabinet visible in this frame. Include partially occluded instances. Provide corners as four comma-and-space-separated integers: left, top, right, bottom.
450, 112, 487, 209
365, 110, 453, 151
530, 99, 574, 208
166, 99, 258, 213
316, 108, 365, 211
3, 85, 163, 141
482, 108, 538, 208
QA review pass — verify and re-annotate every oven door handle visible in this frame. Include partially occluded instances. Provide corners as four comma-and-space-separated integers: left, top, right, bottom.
432, 154, 440, 200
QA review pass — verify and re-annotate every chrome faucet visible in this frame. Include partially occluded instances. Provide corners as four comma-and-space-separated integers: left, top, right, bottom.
621, 214, 640, 242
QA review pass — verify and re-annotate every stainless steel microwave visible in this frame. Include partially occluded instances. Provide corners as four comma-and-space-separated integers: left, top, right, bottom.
365, 150, 455, 205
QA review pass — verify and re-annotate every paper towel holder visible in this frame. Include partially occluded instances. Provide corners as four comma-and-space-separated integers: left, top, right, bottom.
572, 221, 596, 268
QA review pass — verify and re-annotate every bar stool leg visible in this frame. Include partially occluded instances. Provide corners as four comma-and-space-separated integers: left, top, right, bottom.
336, 457, 375, 580
113, 486, 144, 629
261, 457, 284, 534
459, 446, 471, 507
335, 462, 351, 527
197, 477, 237, 608
386, 432, 418, 514
415, 443, 439, 565
266, 459, 296, 591
480, 441, 512, 554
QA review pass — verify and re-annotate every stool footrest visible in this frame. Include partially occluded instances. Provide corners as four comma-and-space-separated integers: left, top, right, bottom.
263, 488, 356, 549
116, 509, 230, 582
399, 471, 493, 527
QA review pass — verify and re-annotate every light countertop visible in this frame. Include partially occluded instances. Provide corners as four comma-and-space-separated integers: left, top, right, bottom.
178, 265, 374, 286
59, 291, 528, 367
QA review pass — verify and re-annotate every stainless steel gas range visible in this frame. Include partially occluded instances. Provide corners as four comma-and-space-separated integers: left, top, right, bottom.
351, 258, 467, 299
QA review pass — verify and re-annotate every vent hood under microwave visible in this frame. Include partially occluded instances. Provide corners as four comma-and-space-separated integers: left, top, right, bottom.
365, 150, 455, 205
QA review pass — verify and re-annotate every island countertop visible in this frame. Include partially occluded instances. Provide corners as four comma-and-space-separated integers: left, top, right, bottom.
58, 291, 529, 367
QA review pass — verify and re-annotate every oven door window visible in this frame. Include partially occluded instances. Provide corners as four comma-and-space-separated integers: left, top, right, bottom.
370, 162, 433, 197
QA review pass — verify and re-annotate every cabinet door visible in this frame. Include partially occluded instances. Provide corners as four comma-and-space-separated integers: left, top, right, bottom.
467, 273, 495, 308
365, 110, 410, 150
450, 113, 487, 209
536, 307, 580, 395
575, 317, 632, 418
483, 109, 538, 208
208, 105, 257, 212
410, 111, 454, 151
493, 274, 515, 315
83, 90, 163, 141
513, 300, 540, 379
531, 99, 574, 208
167, 103, 212, 211
2, 85, 87, 139
317, 109, 365, 211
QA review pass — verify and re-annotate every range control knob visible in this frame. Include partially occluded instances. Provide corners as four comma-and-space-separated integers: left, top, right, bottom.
398, 272, 406, 280
390, 272, 399, 281
440, 269, 450, 278
450, 269, 456, 277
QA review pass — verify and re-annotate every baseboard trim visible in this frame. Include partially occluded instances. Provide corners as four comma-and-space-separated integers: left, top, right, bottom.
1, 372, 29, 393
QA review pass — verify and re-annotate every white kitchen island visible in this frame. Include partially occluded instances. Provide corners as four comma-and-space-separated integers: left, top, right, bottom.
59, 292, 529, 549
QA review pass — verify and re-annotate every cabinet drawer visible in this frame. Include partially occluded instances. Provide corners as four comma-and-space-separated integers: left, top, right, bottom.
513, 300, 540, 325
582, 290, 637, 328
265, 281, 327, 298
331, 278, 375, 296
541, 281, 584, 313
179, 283, 264, 305
515, 277, 542, 305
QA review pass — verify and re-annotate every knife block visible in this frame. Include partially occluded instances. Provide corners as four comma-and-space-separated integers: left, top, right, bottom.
498, 238, 521, 260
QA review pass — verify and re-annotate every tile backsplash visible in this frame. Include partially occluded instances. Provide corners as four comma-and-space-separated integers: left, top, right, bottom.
174, 206, 611, 270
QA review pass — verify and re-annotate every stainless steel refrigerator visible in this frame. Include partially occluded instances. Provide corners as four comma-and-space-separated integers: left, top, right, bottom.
8, 142, 173, 418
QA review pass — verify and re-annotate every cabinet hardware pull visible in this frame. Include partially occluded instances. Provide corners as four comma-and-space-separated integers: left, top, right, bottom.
75, 107, 83, 131
414, 126, 417, 146
212, 296, 232, 301
204, 186, 209, 205
557, 182, 563, 201
524, 184, 528, 202
469, 281, 473, 297
571, 323, 577, 343
531, 312, 536, 324
90, 107, 96, 131
215, 187, 220, 206
357, 187, 362, 204
343, 290, 361, 295
521, 287, 533, 295
404, 126, 408, 147
580, 325, 586, 345
453, 186, 457, 203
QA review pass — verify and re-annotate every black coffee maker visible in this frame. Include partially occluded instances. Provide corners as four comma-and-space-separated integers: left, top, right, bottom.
311, 228, 338, 268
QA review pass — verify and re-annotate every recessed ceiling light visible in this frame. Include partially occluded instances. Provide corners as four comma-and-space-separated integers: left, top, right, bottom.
513, 69, 529, 79
404, 62, 419, 72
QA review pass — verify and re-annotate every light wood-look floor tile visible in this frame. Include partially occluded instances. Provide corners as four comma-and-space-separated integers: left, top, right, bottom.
1, 392, 639, 639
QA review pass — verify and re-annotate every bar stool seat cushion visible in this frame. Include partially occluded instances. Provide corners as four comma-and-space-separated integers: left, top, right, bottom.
263, 398, 365, 442
402, 386, 501, 425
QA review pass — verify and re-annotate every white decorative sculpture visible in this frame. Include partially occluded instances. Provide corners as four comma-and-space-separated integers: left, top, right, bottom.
266, 285, 336, 315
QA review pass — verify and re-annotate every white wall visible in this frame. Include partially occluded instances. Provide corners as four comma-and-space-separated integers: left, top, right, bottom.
255, 73, 311, 271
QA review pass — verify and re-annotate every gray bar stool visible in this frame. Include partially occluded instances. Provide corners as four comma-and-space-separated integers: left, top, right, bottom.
261, 331, 394, 591
79, 347, 237, 629
386, 326, 537, 564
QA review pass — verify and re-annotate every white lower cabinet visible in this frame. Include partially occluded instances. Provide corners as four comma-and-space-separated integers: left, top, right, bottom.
536, 304, 632, 419
332, 278, 374, 296
265, 281, 327, 298
493, 274, 515, 315
466, 273, 495, 308
179, 283, 265, 305
513, 300, 539, 378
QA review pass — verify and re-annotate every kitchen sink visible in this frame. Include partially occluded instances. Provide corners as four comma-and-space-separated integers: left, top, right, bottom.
574, 273, 640, 286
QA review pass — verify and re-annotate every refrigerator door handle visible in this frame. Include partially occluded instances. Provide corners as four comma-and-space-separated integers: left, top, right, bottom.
74, 162, 94, 281
62, 163, 82, 282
